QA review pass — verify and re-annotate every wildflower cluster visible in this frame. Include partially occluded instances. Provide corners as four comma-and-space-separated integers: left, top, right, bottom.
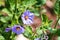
5, 10, 49, 40
5, 10, 34, 34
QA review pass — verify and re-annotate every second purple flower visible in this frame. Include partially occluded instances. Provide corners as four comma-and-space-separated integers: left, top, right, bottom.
12, 25, 24, 35
21, 10, 34, 25
5, 25, 24, 35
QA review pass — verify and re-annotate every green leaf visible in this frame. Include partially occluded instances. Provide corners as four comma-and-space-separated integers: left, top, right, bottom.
2, 8, 13, 17
58, 19, 60, 25
22, 0, 37, 8
36, 0, 46, 6
49, 28, 57, 33
25, 26, 32, 34
36, 29, 43, 36
0, 35, 5, 40
0, 0, 5, 6
0, 16, 12, 23
23, 26, 33, 38
54, 0, 59, 14
58, 36, 60, 40
0, 17, 7, 23
30, 8, 40, 16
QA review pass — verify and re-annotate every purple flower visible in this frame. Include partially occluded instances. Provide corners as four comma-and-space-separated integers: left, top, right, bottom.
5, 25, 24, 35
21, 10, 34, 25
5, 28, 11, 32
12, 25, 24, 35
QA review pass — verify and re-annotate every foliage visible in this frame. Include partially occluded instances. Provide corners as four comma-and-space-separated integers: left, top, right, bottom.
0, 0, 60, 40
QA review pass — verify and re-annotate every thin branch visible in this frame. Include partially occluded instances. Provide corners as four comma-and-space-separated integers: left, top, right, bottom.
54, 16, 60, 28
15, 0, 17, 13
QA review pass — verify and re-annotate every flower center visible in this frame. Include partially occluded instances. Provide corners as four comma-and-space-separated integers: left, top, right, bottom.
16, 27, 20, 31
24, 16, 28, 20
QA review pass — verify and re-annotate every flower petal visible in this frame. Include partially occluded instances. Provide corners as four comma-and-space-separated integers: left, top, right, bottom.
5, 28, 11, 32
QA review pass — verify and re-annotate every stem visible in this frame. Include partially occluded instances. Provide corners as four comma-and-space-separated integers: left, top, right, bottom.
15, 0, 19, 24
15, 0, 17, 13
10, 32, 15, 40
16, 17, 19, 24
54, 0, 59, 28
54, 16, 60, 28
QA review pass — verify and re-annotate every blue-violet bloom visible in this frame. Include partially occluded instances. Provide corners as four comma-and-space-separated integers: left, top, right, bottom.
12, 25, 24, 35
21, 10, 34, 25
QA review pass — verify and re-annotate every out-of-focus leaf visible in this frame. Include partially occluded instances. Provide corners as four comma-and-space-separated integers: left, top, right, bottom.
58, 19, 60, 25
41, 14, 48, 22
0, 17, 7, 23
2, 8, 13, 17
0, 16, 12, 23
49, 28, 57, 33
0, 35, 5, 40
58, 36, 60, 40
23, 26, 33, 38
22, 0, 37, 8
0, 0, 5, 6
54, 0, 59, 14
10, 1, 15, 10
18, 0, 37, 14
23, 30, 32, 38
10, 5, 15, 11
30, 8, 40, 16
7, 0, 15, 7
25, 26, 32, 34
36, 0, 46, 6
36, 28, 43, 36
